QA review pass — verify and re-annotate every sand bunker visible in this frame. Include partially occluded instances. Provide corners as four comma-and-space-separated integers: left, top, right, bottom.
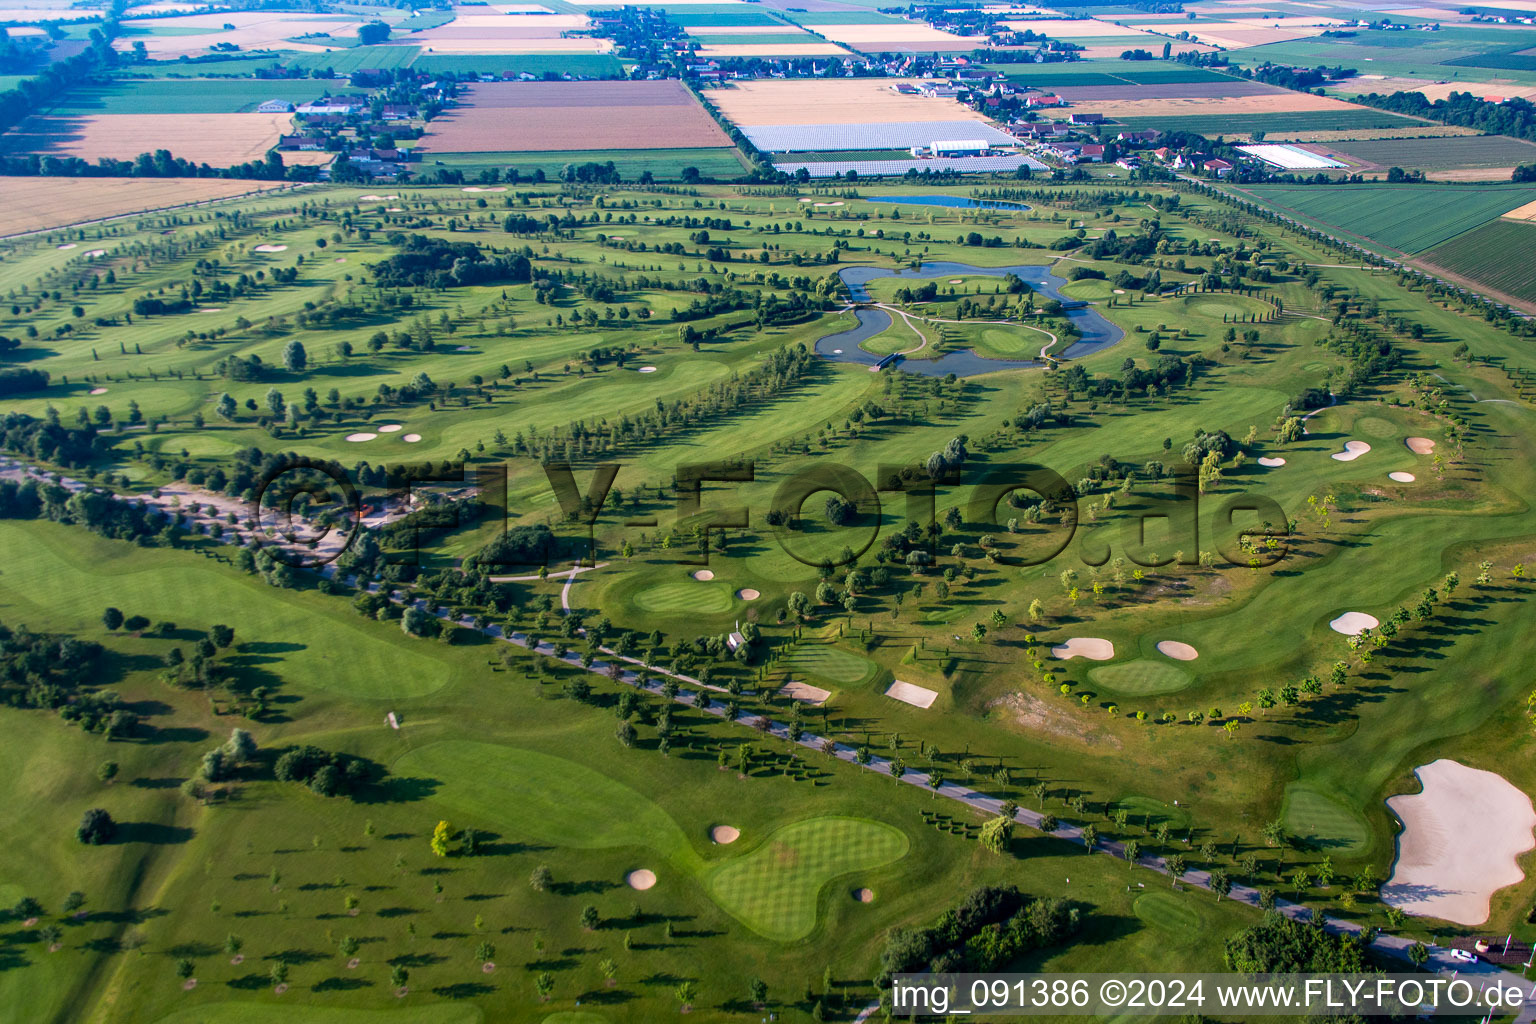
1389, 471, 1416, 483
345, 432, 377, 442
692, 569, 715, 581
780, 680, 832, 704
1051, 637, 1115, 661
253, 244, 287, 252
1331, 440, 1371, 462
832, 348, 843, 354
358, 194, 399, 201
626, 869, 657, 890
1258, 456, 1286, 467
885, 680, 938, 709
1405, 436, 1436, 454
608, 235, 624, 240
1156, 640, 1199, 661
197, 307, 222, 312
85, 249, 106, 258
637, 366, 658, 373
462, 186, 507, 193
710, 825, 740, 844
1383, 759, 1536, 926
949, 278, 964, 284
737, 588, 760, 600
1113, 288, 1125, 294
854, 887, 875, 903
387, 207, 403, 212
57, 243, 76, 250
1329, 611, 1379, 636
402, 434, 422, 443
89, 387, 108, 395
378, 424, 403, 433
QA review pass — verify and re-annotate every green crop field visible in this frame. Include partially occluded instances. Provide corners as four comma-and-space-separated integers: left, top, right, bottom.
1115, 108, 1420, 137
48, 79, 331, 115
1328, 134, 1536, 172
985, 62, 1245, 87
284, 45, 421, 73
424, 147, 749, 181
1240, 181, 1536, 253
1422, 217, 1536, 303
2, 166, 1536, 1024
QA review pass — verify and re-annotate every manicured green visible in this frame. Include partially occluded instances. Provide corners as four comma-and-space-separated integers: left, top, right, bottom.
1088, 660, 1192, 696
705, 816, 908, 940
777, 643, 882, 688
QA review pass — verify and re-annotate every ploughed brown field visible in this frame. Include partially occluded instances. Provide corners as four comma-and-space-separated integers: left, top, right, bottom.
418, 81, 730, 152
0, 113, 291, 165
0, 177, 296, 236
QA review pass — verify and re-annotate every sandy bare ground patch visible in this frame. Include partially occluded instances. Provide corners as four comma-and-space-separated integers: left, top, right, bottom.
345, 432, 377, 442
1051, 637, 1114, 661
89, 387, 108, 395
1329, 611, 1379, 635
378, 424, 403, 433
989, 689, 1121, 747
1069, 92, 1369, 120
695, 42, 850, 57
0, 177, 292, 237
1331, 439, 1371, 461
779, 680, 831, 704
885, 680, 938, 709
420, 81, 726, 152
1348, 78, 1536, 104
1389, 471, 1416, 482
0, 113, 291, 166
1405, 435, 1436, 454
1156, 640, 1199, 661
1258, 456, 1286, 467
692, 569, 715, 581
737, 588, 760, 600
1384, 759, 1536, 926
710, 825, 740, 844
404, 33, 612, 53
637, 365, 658, 372
626, 869, 657, 890
705, 78, 985, 126
254, 244, 287, 253
402, 434, 422, 443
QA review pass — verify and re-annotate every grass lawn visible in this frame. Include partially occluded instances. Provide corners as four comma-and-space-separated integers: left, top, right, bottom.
423, 148, 748, 181
1087, 660, 1193, 696
776, 643, 883, 689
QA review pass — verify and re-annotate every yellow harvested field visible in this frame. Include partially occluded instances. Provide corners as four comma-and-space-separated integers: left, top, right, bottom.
687, 24, 814, 34
0, 6, 102, 19
705, 78, 989, 125
1345, 77, 1536, 103
405, 36, 612, 52
814, 23, 987, 46
114, 12, 364, 57
1388, 5, 1472, 16
1002, 17, 1159, 36
0, 177, 294, 237
1425, 167, 1519, 181
0, 113, 291, 165
1070, 91, 1368, 118
1074, 41, 1215, 56
280, 150, 336, 167
1503, 199, 1536, 221
444, 12, 589, 27
1180, 22, 1331, 47
694, 42, 849, 56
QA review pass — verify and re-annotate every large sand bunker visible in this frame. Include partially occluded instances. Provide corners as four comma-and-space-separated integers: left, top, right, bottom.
737, 588, 760, 601
1329, 611, 1379, 636
780, 680, 831, 704
626, 869, 657, 890
710, 825, 740, 845
345, 432, 377, 442
1405, 436, 1436, 455
692, 569, 715, 581
253, 244, 287, 252
1051, 637, 1115, 661
1258, 456, 1286, 467
1331, 440, 1371, 462
1389, 471, 1416, 483
1383, 759, 1536, 926
378, 424, 403, 433
1155, 640, 1199, 661
885, 680, 938, 709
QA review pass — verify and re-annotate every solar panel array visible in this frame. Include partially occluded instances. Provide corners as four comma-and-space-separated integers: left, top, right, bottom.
772, 155, 1047, 178
744, 119, 1016, 152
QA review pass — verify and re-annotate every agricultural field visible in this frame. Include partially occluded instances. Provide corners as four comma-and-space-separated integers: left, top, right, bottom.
46, 79, 332, 115
1421, 217, 1536, 304
1227, 25, 1536, 86
1114, 108, 1425, 137
411, 53, 623, 76
1238, 180, 1536, 252
0, 112, 293, 166
0, 176, 298, 236
1321, 133, 1536, 177
110, 10, 372, 59
418, 81, 730, 154
703, 78, 995, 127
424, 147, 749, 181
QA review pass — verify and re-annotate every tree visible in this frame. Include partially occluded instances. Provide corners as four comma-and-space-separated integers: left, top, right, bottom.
1080, 823, 1098, 851
270, 961, 288, 989
223, 729, 257, 765
282, 340, 307, 373
580, 904, 600, 930
339, 935, 360, 958
529, 864, 552, 891
430, 820, 455, 857
978, 815, 1013, 854
62, 891, 85, 916
96, 761, 118, 784
598, 955, 616, 984
392, 964, 409, 990
176, 958, 194, 981
749, 977, 768, 1006
476, 940, 495, 964
102, 607, 123, 631
1166, 854, 1186, 888
676, 980, 697, 1010
1210, 869, 1231, 901
1123, 838, 1140, 865
76, 808, 115, 845
1408, 941, 1429, 968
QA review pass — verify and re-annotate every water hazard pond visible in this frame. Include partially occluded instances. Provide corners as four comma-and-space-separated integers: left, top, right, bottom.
815, 261, 1124, 377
